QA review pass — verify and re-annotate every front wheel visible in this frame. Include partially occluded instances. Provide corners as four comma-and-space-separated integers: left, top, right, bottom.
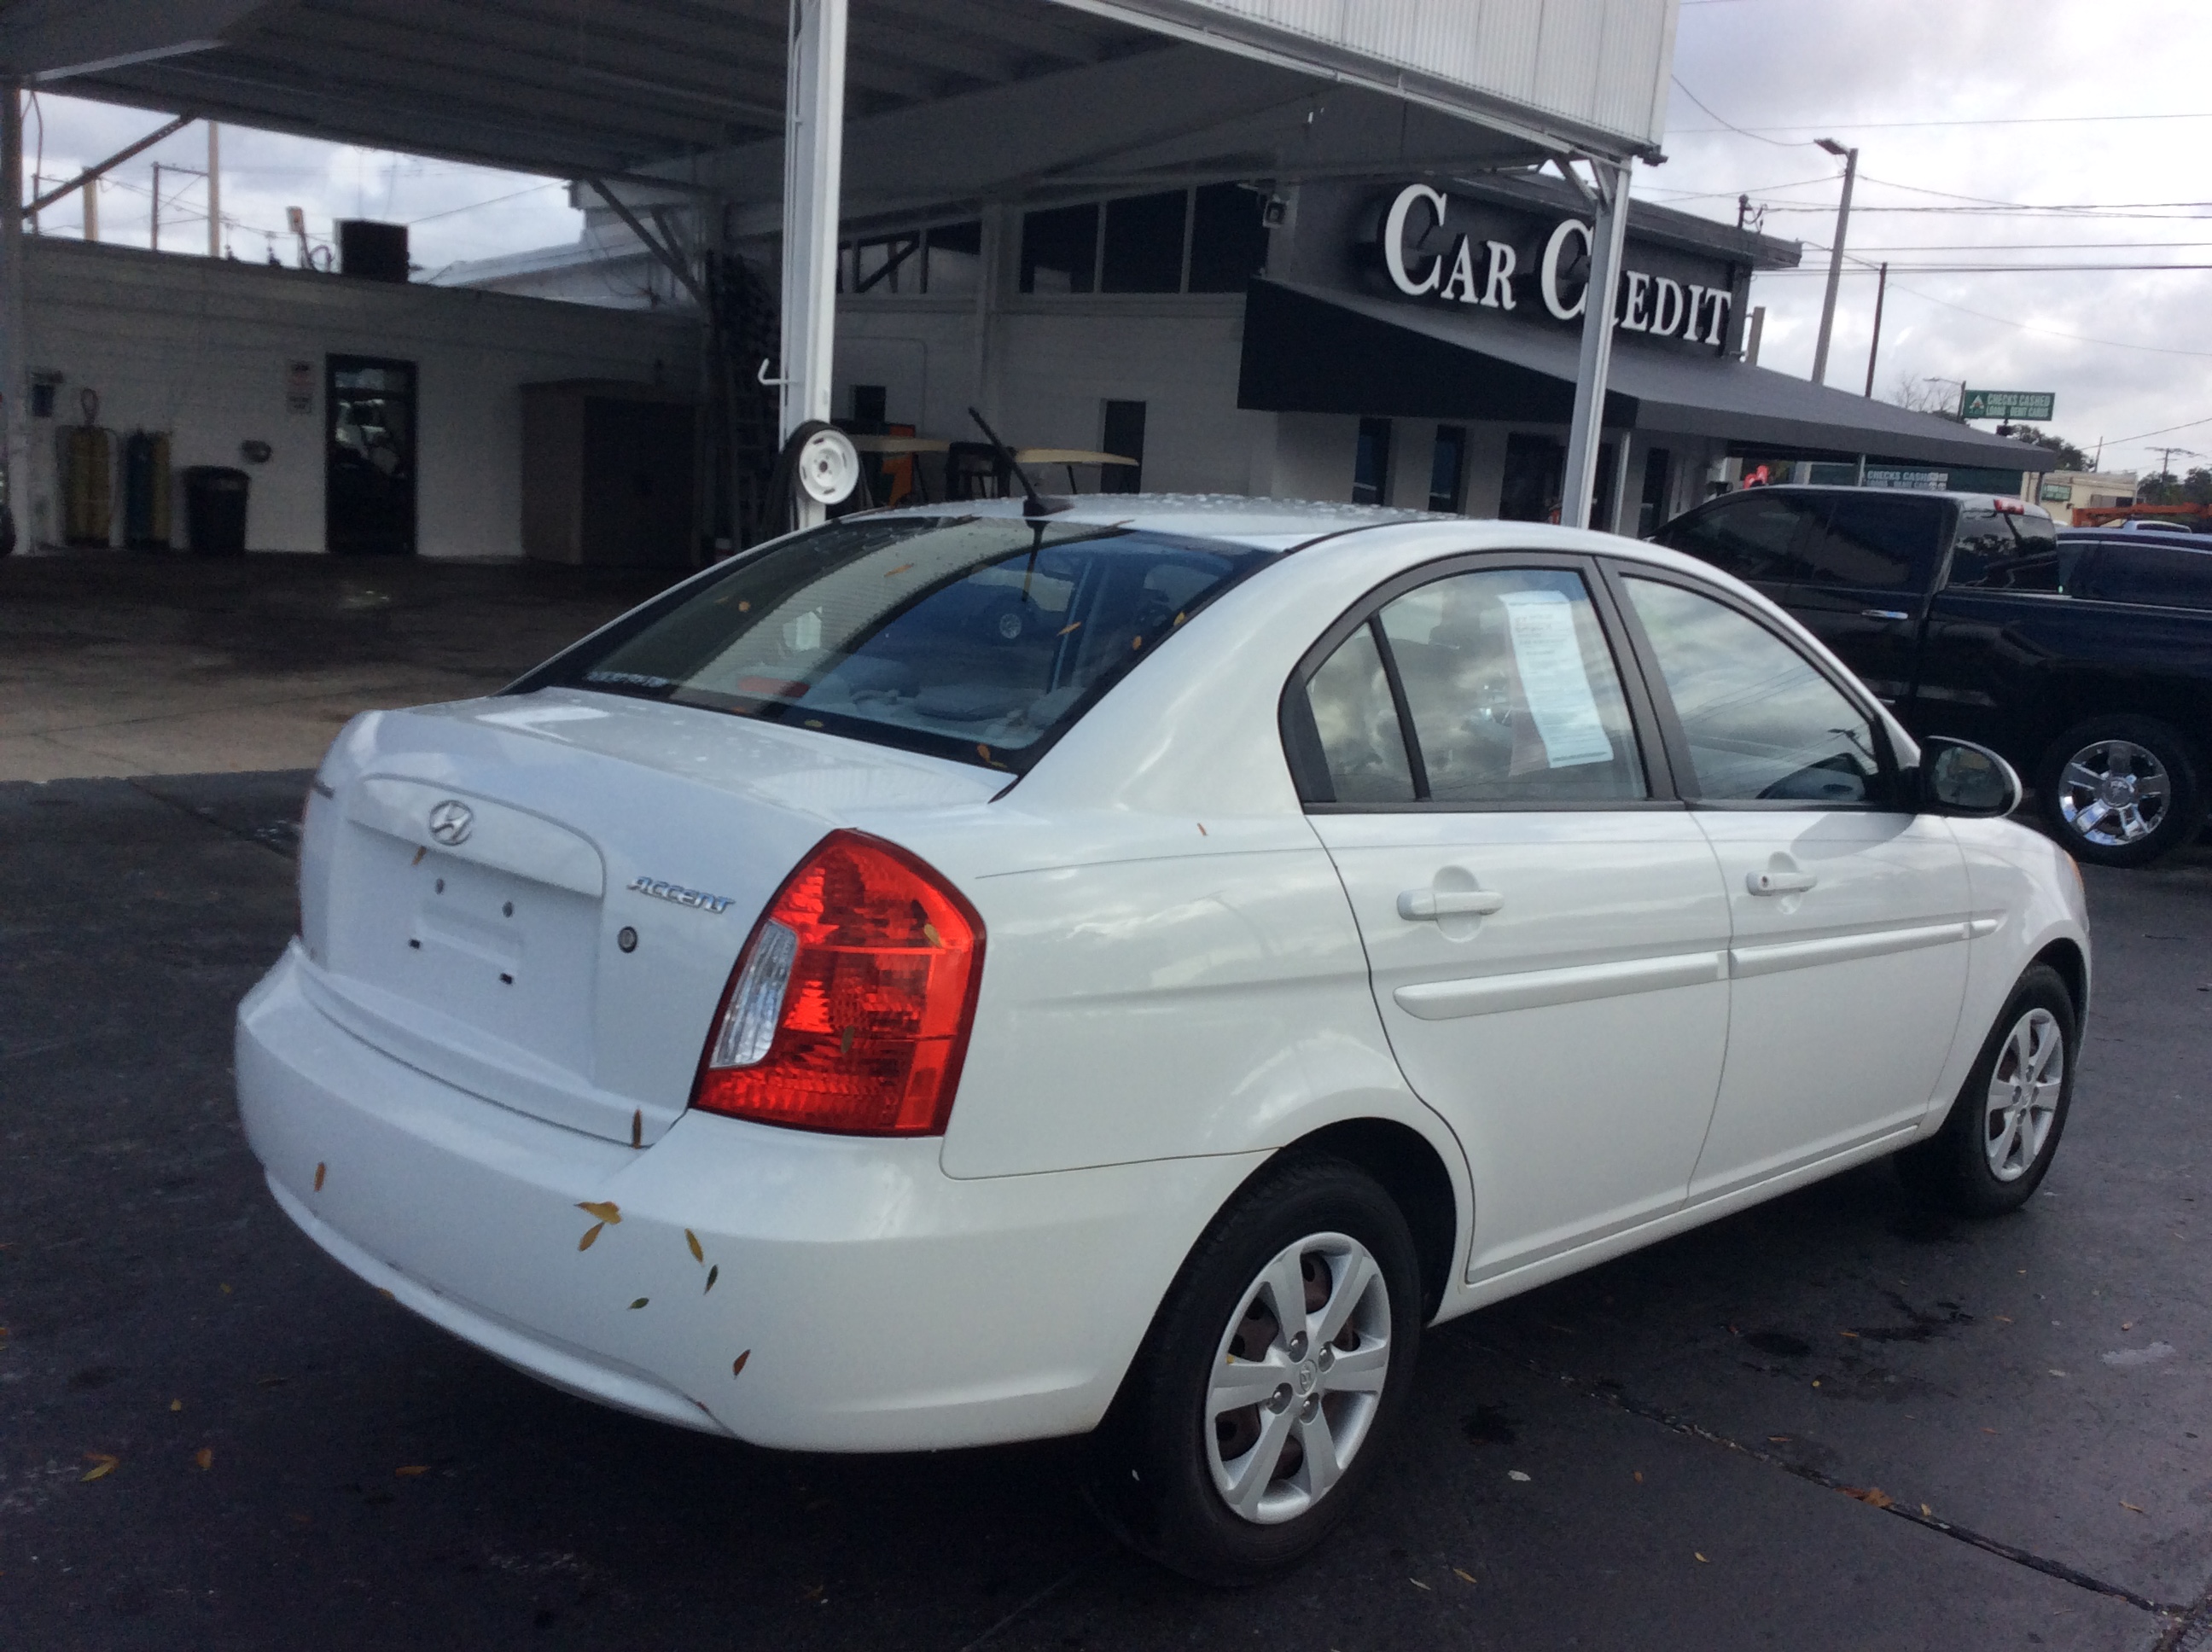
2036, 715, 2203, 867
1086, 1156, 1423, 1585
1896, 963, 2077, 1216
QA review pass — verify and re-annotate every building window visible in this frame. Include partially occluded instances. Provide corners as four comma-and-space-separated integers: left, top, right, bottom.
850, 384, 888, 427
1020, 203, 1099, 294
925, 220, 982, 295
1188, 182, 1268, 292
1499, 433, 1563, 522
1101, 191, 1186, 293
1637, 448, 1673, 538
1428, 425, 1467, 514
848, 233, 922, 294
1102, 400, 1146, 493
1353, 418, 1393, 505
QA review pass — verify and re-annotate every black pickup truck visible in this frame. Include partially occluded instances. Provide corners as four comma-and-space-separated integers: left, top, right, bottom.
1651, 485, 2212, 865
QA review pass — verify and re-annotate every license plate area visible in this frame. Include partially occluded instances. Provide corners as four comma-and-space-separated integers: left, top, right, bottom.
329, 823, 600, 1077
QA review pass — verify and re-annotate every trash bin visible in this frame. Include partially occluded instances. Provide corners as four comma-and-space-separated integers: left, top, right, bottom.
182, 465, 249, 556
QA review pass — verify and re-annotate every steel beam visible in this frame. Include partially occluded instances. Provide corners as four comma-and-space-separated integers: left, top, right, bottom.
778, 0, 848, 526
1, 84, 26, 549
24, 113, 191, 216
1560, 160, 1631, 532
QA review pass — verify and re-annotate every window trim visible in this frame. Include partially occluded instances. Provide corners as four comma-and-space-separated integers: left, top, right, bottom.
1598, 558, 1909, 813
1278, 550, 1680, 814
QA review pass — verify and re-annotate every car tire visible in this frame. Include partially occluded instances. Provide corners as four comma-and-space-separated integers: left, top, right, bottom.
2035, 714, 2204, 868
1084, 1155, 1423, 1585
1895, 963, 2077, 1217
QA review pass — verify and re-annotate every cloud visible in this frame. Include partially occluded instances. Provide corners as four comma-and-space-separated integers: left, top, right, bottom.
1661, 0, 2212, 469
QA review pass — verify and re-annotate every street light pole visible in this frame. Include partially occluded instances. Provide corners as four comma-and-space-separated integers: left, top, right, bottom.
1810, 137, 1857, 386
1862, 261, 1888, 398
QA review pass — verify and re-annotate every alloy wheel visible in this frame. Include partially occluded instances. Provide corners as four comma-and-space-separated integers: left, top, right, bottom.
1205, 1231, 1391, 1526
2056, 738, 2172, 847
1984, 1006, 2063, 1182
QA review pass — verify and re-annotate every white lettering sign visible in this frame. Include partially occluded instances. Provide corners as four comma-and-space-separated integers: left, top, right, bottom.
1379, 184, 1733, 352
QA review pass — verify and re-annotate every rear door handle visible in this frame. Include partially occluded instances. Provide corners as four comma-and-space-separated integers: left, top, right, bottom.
1398, 888, 1505, 921
1747, 870, 1818, 896
1860, 608, 1911, 622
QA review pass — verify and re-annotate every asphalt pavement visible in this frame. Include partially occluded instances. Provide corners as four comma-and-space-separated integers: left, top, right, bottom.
4, 771, 2210, 1651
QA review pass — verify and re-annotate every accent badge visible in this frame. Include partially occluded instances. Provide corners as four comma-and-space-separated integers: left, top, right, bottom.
427, 800, 474, 846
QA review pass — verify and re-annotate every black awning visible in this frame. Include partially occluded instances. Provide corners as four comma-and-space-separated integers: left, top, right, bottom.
1237, 279, 2055, 474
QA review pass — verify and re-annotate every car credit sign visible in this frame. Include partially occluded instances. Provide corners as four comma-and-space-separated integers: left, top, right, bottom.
1961, 388, 2055, 421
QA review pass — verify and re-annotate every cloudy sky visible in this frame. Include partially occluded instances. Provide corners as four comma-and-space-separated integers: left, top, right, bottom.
24, 0, 2212, 476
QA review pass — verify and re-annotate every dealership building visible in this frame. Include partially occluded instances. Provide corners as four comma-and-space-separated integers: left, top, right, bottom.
3, 2, 2050, 563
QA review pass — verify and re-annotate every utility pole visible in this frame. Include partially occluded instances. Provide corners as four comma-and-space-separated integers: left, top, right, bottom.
207, 123, 221, 257
1862, 261, 1888, 398
1810, 137, 1857, 384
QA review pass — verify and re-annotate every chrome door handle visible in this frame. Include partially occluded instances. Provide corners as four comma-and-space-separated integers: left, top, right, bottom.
1398, 888, 1505, 921
1748, 870, 1818, 896
1860, 608, 1910, 622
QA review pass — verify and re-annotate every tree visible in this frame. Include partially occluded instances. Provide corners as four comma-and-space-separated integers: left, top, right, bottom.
2186, 466, 2212, 506
2000, 426, 2090, 471
2138, 471, 2180, 504
1887, 375, 1966, 421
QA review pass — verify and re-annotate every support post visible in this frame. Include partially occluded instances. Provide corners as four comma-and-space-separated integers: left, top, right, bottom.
1862, 261, 1888, 398
207, 123, 221, 258
1810, 143, 1857, 386
778, 0, 847, 527
0, 83, 25, 548
152, 162, 162, 251
1560, 159, 1631, 531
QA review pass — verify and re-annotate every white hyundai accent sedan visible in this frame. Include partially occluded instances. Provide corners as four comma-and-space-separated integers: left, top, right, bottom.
238, 497, 2087, 1581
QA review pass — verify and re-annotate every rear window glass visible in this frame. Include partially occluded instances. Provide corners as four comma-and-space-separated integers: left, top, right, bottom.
1947, 508, 2069, 592
1656, 494, 1818, 585
2075, 540, 2212, 611
1799, 494, 1947, 590
520, 515, 1276, 773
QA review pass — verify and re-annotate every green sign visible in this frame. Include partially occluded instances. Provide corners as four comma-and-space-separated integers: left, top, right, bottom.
1961, 387, 2055, 422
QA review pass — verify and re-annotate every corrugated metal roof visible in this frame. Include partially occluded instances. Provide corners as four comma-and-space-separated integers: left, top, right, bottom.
2, 0, 1677, 187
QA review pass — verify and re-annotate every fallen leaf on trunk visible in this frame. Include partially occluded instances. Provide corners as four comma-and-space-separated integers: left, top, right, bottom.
1452, 1567, 1478, 1585
631, 1109, 643, 1149
314, 1162, 327, 1191
704, 1265, 719, 1294
194, 1448, 213, 1470
81, 1453, 119, 1482
628, 1298, 649, 1310
578, 1222, 605, 1252
577, 1201, 621, 1224
1842, 1486, 1895, 1509
395, 1465, 429, 1477
732, 1349, 751, 1377
170, 1399, 183, 1412
686, 1230, 703, 1264
2122, 1501, 2145, 1514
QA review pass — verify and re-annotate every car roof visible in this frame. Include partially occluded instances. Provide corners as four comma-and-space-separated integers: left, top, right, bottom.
2059, 526, 2212, 545
859, 493, 1441, 551
1698, 484, 2054, 519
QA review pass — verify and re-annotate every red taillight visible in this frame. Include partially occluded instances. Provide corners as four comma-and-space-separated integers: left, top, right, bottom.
690, 831, 984, 1136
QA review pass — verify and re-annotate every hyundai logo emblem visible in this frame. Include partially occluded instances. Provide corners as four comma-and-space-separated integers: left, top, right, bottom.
427, 800, 474, 846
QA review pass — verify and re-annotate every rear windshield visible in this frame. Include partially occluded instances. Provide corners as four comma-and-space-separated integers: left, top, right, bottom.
518, 515, 1277, 772
1945, 506, 2065, 591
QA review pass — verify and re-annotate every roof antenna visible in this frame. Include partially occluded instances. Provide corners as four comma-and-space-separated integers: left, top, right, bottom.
968, 406, 1064, 517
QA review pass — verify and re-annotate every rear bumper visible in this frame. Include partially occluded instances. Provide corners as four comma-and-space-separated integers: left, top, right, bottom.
237, 945, 1263, 1451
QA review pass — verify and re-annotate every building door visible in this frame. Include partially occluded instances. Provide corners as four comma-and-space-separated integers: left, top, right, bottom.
327, 355, 417, 556
1101, 399, 1145, 493
1498, 433, 1563, 521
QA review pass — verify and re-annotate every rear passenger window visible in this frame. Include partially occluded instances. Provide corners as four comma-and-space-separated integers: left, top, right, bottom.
2075, 541, 2212, 610
1306, 622, 1416, 802
1301, 567, 1645, 806
1658, 495, 1820, 585
1799, 495, 1947, 590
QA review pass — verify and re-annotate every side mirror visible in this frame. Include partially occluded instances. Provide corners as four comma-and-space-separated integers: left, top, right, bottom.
1918, 736, 2022, 817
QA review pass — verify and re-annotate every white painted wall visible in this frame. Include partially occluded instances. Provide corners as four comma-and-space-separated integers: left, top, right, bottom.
21, 237, 701, 556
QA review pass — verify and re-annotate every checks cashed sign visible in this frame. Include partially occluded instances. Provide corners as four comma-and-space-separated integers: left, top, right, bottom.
1376, 183, 1738, 354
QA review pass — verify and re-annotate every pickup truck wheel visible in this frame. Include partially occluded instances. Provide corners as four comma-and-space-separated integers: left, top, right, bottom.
2036, 715, 2203, 868
1896, 963, 2076, 1217
1082, 1156, 1422, 1585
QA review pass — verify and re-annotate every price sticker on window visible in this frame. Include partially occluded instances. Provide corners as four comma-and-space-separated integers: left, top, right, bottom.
1499, 590, 1614, 768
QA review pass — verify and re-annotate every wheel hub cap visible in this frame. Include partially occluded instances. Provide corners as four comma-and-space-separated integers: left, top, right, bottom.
2100, 773, 2137, 807
1295, 1359, 1318, 1398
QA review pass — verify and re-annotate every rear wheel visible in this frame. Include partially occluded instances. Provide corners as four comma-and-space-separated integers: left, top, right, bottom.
1897, 963, 2076, 1216
1086, 1156, 1423, 1585
2036, 715, 2203, 867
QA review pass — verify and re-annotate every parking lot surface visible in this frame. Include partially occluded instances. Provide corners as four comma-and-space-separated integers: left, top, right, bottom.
3, 771, 2210, 1650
